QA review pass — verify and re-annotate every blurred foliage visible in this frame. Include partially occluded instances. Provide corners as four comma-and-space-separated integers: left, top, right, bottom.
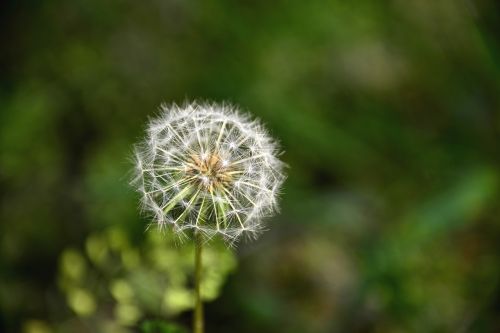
141, 320, 187, 333
1, 0, 500, 332
57, 227, 235, 331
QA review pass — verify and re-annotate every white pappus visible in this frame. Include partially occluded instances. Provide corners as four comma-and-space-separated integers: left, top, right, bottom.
132, 102, 286, 244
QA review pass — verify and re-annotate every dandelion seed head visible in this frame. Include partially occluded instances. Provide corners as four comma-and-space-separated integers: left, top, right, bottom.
131, 102, 286, 243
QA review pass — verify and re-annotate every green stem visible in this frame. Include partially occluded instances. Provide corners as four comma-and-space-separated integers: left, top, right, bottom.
194, 231, 204, 333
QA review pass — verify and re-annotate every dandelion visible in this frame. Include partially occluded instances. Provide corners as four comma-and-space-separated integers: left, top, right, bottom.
132, 102, 285, 243
131, 101, 286, 333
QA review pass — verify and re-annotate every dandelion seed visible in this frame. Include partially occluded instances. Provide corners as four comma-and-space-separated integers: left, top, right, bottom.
131, 101, 286, 243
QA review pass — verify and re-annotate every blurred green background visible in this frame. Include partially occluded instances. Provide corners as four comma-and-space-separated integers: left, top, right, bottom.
1, 1, 500, 332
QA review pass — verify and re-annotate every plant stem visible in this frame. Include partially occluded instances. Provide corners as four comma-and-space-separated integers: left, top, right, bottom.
194, 231, 204, 333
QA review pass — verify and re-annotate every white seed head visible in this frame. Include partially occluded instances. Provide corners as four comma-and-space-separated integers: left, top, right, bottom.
132, 102, 286, 244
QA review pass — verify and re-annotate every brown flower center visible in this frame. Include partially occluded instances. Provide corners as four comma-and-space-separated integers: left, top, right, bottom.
187, 153, 234, 191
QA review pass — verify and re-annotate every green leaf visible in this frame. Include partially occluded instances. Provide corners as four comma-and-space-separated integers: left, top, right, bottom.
140, 320, 188, 333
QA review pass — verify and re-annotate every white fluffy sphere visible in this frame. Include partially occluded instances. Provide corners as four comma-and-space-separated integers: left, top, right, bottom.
132, 102, 286, 243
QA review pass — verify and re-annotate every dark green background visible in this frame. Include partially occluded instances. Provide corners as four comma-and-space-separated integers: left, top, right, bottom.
1, 1, 500, 332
